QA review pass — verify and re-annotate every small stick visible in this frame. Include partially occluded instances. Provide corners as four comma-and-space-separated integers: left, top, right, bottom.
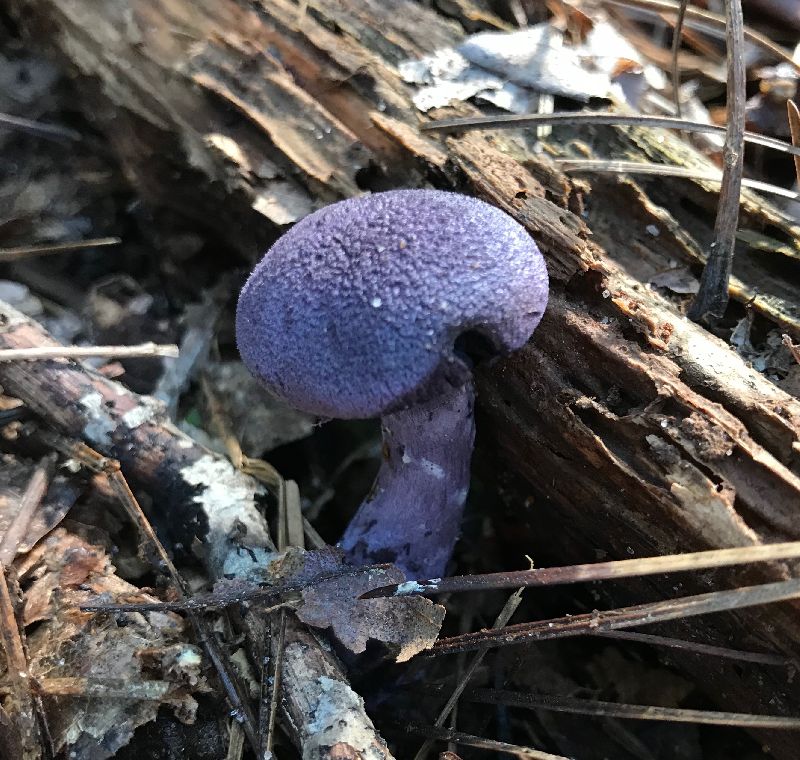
201, 372, 300, 756
225, 722, 246, 760
593, 630, 792, 667
259, 441, 303, 758
0, 563, 52, 757
670, 0, 690, 117
302, 517, 326, 550
154, 286, 225, 417
260, 611, 288, 759
203, 375, 306, 757
0, 343, 179, 361
783, 334, 800, 364
603, 0, 799, 72
509, 0, 527, 27
0, 458, 57, 755
28, 677, 175, 699
0, 237, 120, 262
421, 112, 800, 158
556, 158, 800, 201
468, 689, 800, 729
787, 100, 800, 187
0, 456, 53, 565
363, 541, 800, 598
688, 0, 746, 325
0, 112, 82, 142
402, 723, 569, 760
429, 576, 800, 656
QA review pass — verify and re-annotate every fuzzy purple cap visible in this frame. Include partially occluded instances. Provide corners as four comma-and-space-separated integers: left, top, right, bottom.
236, 189, 548, 419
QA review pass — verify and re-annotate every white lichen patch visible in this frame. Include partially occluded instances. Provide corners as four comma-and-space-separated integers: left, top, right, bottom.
79, 391, 115, 446
221, 546, 275, 581
179, 455, 272, 575
394, 578, 442, 596
0, 299, 35, 328
121, 394, 165, 429
393, 580, 424, 596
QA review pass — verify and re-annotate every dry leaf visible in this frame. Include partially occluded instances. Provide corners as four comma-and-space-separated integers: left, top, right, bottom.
648, 267, 701, 295
263, 547, 445, 662
297, 564, 445, 662
400, 15, 665, 113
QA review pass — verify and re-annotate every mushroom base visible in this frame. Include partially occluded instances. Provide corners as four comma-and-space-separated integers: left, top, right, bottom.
339, 377, 475, 579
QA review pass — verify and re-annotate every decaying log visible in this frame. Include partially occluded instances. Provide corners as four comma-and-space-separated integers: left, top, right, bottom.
0, 301, 393, 760
6, 0, 800, 756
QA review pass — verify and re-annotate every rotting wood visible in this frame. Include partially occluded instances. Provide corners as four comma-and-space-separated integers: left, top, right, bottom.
0, 301, 394, 760
6, 0, 800, 756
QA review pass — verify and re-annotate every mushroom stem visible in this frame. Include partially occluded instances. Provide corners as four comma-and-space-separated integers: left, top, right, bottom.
339, 377, 475, 580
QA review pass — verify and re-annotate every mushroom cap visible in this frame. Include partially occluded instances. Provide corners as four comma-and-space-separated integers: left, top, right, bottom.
236, 189, 548, 419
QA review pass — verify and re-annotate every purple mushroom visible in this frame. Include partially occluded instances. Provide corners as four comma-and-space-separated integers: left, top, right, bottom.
236, 189, 548, 579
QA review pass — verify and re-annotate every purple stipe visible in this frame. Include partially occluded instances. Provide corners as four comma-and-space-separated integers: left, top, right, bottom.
236, 189, 549, 579
339, 377, 475, 579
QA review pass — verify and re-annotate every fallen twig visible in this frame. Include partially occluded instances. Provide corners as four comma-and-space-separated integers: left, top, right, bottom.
259, 610, 287, 759
0, 112, 81, 142
688, 0, 746, 324
593, 630, 791, 667
48, 436, 261, 749
468, 689, 800, 729
154, 289, 224, 417
0, 564, 51, 758
788, 100, 800, 187
401, 723, 569, 759
670, 0, 689, 117
0, 343, 179, 362
103, 453, 260, 753
0, 237, 120, 262
783, 334, 800, 364
429, 576, 800, 656
556, 158, 800, 202
421, 112, 800, 158
0, 456, 53, 565
363, 541, 800, 598
259, 455, 303, 758
80, 563, 384, 614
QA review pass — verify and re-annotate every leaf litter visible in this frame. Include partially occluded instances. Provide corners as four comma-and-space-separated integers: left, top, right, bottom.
11, 529, 206, 759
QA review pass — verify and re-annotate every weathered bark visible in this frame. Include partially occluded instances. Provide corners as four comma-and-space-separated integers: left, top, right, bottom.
7, 0, 800, 756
